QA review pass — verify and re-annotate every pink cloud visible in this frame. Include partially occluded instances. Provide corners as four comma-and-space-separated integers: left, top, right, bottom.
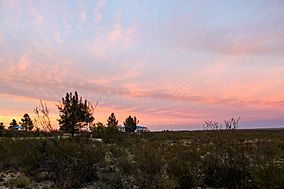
2, 0, 17, 8
54, 31, 63, 44
80, 11, 86, 22
108, 25, 122, 42
79, 1, 87, 23
94, 0, 107, 23
31, 5, 44, 25
179, 28, 284, 55
1, 0, 283, 130
0, 33, 4, 44
90, 23, 137, 62
107, 24, 136, 48
1, 50, 283, 111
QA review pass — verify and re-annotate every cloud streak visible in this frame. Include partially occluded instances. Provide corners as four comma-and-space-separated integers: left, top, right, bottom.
94, 0, 107, 23
0, 1, 284, 130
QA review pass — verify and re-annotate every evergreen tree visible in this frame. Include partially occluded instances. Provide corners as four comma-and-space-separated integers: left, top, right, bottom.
21, 113, 33, 131
9, 119, 18, 130
0, 122, 5, 135
107, 112, 119, 127
123, 116, 139, 133
91, 122, 105, 137
0, 122, 4, 129
96, 122, 105, 132
57, 91, 95, 137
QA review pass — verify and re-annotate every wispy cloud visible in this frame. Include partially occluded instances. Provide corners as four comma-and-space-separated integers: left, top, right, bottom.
91, 23, 136, 60
30, 4, 44, 25
94, 0, 107, 23
0, 1, 284, 130
0, 33, 3, 44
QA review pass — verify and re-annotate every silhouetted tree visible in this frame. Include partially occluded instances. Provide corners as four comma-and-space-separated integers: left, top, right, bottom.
90, 122, 105, 138
95, 122, 105, 131
0, 122, 5, 135
57, 91, 95, 137
21, 113, 33, 131
90, 122, 105, 133
124, 116, 139, 133
9, 119, 18, 130
107, 112, 119, 127
34, 100, 53, 131
0, 122, 4, 129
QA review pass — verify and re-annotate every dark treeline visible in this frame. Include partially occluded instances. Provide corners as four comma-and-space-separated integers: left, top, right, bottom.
0, 91, 142, 137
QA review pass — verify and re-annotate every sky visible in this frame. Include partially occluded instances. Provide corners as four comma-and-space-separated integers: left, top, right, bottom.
0, 0, 284, 130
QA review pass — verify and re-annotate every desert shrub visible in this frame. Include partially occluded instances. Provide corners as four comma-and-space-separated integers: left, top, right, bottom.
166, 154, 196, 188
108, 145, 134, 174
201, 144, 253, 189
253, 159, 284, 189
92, 124, 128, 144
7, 173, 30, 188
42, 140, 105, 188
168, 157, 190, 179
178, 174, 194, 189
166, 144, 202, 188
0, 129, 283, 188
255, 140, 282, 160
0, 139, 29, 169
92, 144, 137, 188
1, 130, 59, 138
0, 138, 106, 189
134, 142, 167, 189
202, 153, 224, 187
101, 128, 122, 143
118, 156, 133, 175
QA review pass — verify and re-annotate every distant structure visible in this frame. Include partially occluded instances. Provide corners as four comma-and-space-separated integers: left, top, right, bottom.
119, 125, 149, 132
136, 125, 149, 132
80, 123, 92, 132
14, 125, 24, 130
79, 125, 150, 133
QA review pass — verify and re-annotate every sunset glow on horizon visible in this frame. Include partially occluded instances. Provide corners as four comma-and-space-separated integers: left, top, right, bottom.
0, 0, 284, 130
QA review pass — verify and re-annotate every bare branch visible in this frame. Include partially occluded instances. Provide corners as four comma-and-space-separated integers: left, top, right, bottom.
33, 100, 53, 132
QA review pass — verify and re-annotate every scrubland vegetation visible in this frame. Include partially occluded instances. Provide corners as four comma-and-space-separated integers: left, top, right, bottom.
0, 92, 283, 188
0, 129, 283, 189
